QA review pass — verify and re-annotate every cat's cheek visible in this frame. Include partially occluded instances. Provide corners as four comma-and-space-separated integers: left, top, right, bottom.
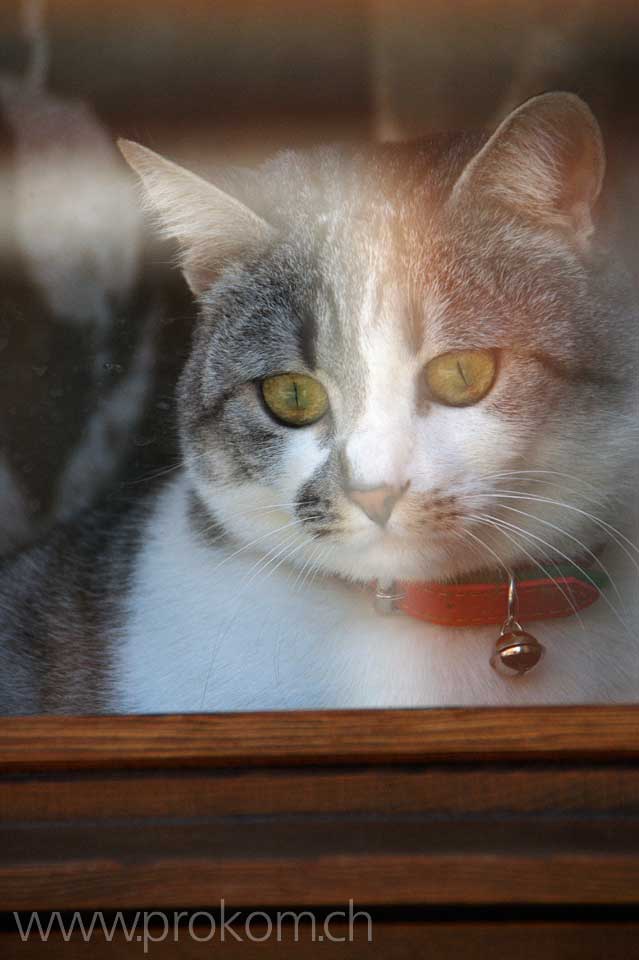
410, 406, 518, 488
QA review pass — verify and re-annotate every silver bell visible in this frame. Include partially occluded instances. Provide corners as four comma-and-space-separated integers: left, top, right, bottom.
490, 573, 546, 677
490, 628, 545, 676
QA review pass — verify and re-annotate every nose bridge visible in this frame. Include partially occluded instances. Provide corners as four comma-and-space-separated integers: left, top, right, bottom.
342, 410, 413, 491
341, 314, 415, 490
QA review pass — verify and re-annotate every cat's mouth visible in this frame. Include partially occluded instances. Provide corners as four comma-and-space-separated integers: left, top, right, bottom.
298, 513, 476, 585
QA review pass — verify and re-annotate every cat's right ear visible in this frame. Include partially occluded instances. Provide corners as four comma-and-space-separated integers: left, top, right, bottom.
449, 92, 605, 248
117, 140, 274, 294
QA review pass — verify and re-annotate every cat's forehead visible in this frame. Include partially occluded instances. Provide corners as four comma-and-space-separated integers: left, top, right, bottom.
301, 207, 582, 370
318, 185, 614, 377
211, 139, 622, 390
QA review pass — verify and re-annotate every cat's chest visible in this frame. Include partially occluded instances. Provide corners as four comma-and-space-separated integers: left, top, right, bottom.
115, 481, 639, 712
118, 537, 453, 711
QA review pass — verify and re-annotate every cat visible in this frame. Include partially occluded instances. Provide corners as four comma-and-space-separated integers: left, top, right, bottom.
1, 91, 638, 714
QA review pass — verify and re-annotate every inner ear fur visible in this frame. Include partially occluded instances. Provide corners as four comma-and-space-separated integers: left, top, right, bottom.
118, 139, 274, 294
450, 92, 605, 245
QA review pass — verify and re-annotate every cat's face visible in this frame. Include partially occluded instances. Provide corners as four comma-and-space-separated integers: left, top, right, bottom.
121, 92, 638, 585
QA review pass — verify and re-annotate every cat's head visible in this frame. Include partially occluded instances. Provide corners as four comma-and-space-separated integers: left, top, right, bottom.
120, 92, 638, 585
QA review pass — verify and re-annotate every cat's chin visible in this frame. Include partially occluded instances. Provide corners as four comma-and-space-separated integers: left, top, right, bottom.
312, 536, 476, 586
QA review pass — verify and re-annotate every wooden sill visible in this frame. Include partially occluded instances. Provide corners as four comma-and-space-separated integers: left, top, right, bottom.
1, 706, 639, 922
1, 705, 639, 771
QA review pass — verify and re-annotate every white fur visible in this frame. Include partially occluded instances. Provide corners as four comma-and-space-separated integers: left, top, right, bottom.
116, 473, 639, 712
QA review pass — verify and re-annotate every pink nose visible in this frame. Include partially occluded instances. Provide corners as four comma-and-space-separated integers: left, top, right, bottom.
347, 484, 407, 527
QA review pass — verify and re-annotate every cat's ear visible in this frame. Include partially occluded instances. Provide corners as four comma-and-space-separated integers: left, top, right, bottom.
117, 139, 274, 294
450, 92, 605, 246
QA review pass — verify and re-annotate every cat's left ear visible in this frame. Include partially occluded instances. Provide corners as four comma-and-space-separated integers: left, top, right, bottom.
117, 140, 275, 294
450, 92, 605, 247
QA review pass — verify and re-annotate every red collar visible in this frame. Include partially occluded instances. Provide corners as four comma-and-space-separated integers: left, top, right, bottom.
374, 562, 606, 628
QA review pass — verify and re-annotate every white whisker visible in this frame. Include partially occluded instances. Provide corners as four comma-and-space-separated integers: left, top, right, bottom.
304, 543, 331, 592
465, 514, 585, 629
455, 525, 512, 581
459, 491, 639, 563
189, 500, 317, 544
206, 516, 317, 578
292, 539, 324, 594
475, 468, 606, 495
476, 501, 627, 610
469, 512, 631, 636
235, 532, 300, 590
240, 529, 315, 592
490, 477, 609, 509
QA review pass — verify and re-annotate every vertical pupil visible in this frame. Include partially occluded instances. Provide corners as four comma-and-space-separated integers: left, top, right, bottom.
292, 381, 300, 408
456, 360, 469, 386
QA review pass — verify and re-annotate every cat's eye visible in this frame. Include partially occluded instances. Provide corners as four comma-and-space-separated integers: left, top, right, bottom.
424, 349, 497, 407
261, 373, 329, 427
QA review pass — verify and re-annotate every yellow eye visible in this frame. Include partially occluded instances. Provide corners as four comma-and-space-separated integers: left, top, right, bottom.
261, 373, 329, 427
425, 349, 497, 407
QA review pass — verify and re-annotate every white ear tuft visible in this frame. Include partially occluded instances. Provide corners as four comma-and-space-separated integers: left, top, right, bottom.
450, 92, 605, 246
117, 139, 274, 294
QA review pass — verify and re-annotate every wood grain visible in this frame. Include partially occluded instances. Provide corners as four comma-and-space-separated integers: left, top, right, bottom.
4, 766, 639, 821
1, 706, 639, 771
3, 818, 639, 909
